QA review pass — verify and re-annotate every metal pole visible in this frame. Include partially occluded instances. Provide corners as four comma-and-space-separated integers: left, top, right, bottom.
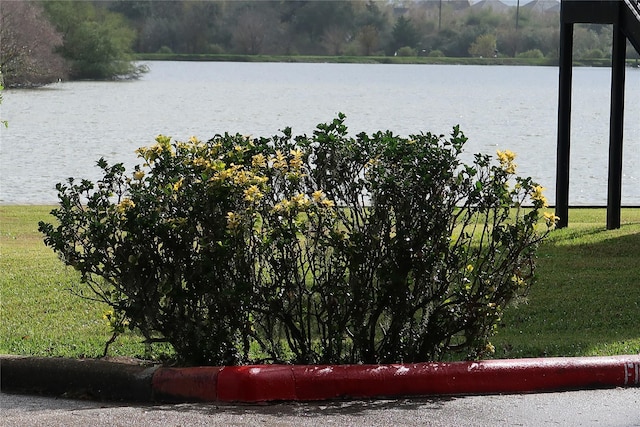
556, 18, 573, 229
607, 22, 626, 230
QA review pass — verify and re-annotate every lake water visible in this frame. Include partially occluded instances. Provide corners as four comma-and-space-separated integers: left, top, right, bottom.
1, 61, 638, 205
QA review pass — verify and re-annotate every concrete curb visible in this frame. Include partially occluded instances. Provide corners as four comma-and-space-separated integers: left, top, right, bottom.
2, 354, 639, 403
0, 355, 159, 402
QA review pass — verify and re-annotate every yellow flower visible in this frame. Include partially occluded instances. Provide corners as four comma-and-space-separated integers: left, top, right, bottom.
312, 190, 325, 202
135, 147, 147, 157
133, 170, 145, 181
273, 199, 292, 213
155, 134, 171, 145
156, 135, 175, 156
116, 198, 135, 213
103, 309, 129, 329
511, 274, 526, 287
213, 164, 241, 183
289, 149, 304, 170
496, 149, 516, 164
244, 185, 263, 203
209, 142, 223, 156
192, 158, 209, 168
273, 150, 288, 171
135, 136, 174, 161
312, 189, 335, 208
172, 177, 184, 192
485, 342, 496, 354
233, 170, 251, 186
530, 185, 548, 207
176, 141, 191, 151
543, 211, 560, 227
291, 193, 311, 209
135, 146, 156, 162
252, 153, 267, 169
365, 158, 380, 168
226, 211, 240, 230
466, 264, 474, 274
253, 175, 269, 185
102, 309, 114, 322
496, 149, 517, 174
531, 185, 545, 199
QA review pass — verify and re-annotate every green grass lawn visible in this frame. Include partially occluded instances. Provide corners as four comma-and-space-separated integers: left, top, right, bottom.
1, 205, 638, 361
0, 206, 152, 359
492, 208, 640, 358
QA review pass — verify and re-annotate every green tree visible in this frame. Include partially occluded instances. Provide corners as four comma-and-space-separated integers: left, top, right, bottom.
321, 25, 351, 55
177, 2, 222, 54
469, 33, 497, 57
281, 1, 356, 54
357, 25, 380, 56
356, 0, 388, 30
0, 1, 67, 87
232, 8, 268, 54
59, 1, 616, 61
43, 1, 145, 80
390, 16, 420, 54
465, 8, 503, 28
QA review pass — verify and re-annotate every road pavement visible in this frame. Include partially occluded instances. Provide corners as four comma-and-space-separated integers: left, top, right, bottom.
2, 388, 639, 426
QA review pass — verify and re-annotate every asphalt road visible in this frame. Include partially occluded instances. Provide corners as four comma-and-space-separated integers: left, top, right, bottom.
2, 388, 639, 427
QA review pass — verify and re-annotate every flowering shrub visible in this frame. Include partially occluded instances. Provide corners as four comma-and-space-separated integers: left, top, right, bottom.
39, 114, 556, 365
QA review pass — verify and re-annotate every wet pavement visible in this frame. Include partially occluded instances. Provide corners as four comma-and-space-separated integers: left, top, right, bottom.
2, 388, 639, 427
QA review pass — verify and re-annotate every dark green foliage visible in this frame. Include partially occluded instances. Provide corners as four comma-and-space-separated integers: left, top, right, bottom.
39, 115, 553, 366
43, 1, 146, 80
54, 2, 621, 62
390, 16, 420, 54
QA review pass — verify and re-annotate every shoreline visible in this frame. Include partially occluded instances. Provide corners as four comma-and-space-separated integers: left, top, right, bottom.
134, 53, 637, 68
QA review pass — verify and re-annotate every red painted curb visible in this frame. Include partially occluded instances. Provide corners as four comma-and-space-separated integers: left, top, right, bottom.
218, 365, 297, 402
151, 355, 640, 403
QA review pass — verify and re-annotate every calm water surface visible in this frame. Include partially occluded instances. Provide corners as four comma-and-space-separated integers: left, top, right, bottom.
1, 61, 638, 205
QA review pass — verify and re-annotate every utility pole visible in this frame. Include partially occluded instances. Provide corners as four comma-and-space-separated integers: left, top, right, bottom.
515, 0, 521, 55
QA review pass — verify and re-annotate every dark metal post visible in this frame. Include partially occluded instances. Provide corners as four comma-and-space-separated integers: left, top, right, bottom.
607, 22, 626, 230
556, 19, 573, 229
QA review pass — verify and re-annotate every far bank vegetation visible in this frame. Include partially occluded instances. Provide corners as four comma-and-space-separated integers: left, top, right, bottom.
2, 1, 635, 87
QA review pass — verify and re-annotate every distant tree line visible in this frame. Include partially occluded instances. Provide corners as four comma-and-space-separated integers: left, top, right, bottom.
110, 0, 568, 57
1, 1, 144, 87
1, 1, 635, 87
